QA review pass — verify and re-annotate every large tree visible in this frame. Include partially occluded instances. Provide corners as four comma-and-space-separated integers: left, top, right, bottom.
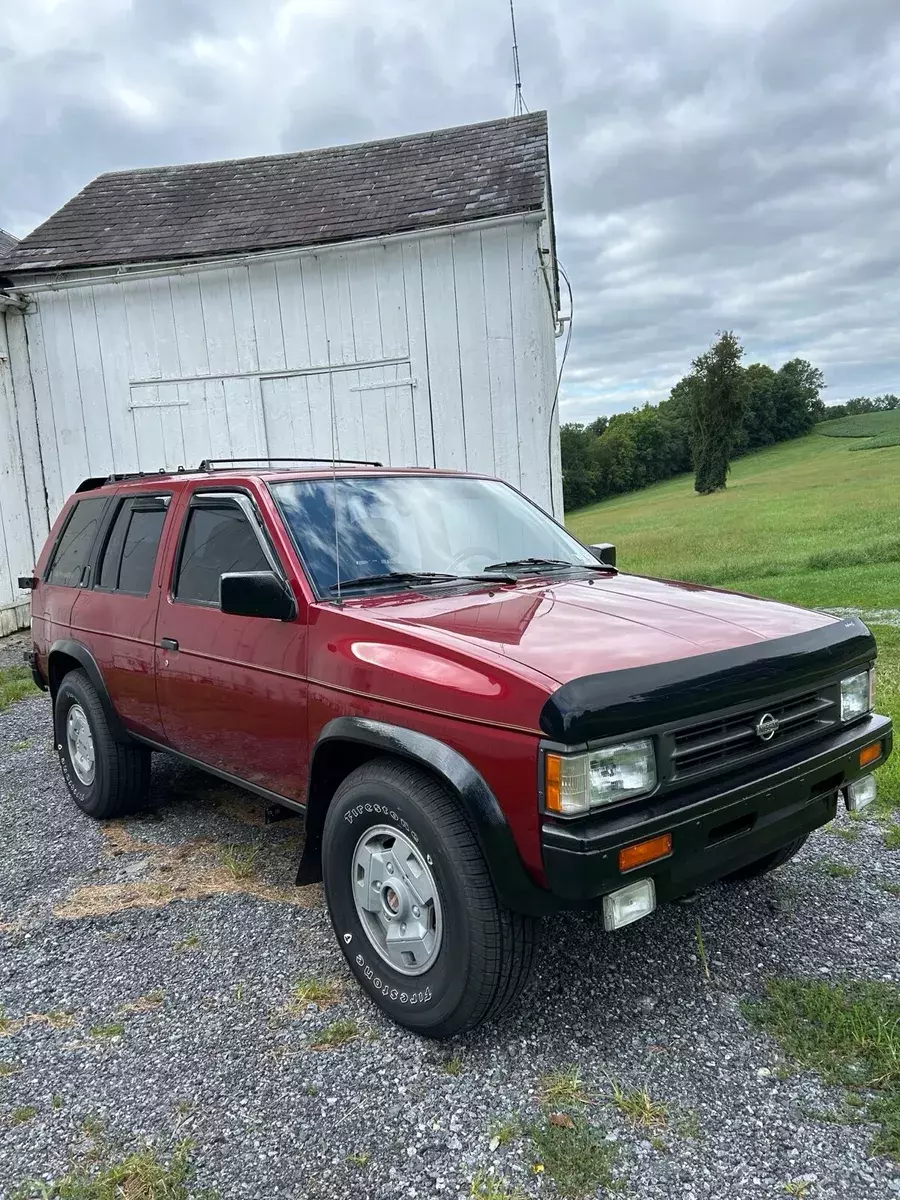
690, 330, 748, 494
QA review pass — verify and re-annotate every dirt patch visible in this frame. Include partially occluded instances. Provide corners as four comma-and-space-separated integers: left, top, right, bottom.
54, 821, 321, 919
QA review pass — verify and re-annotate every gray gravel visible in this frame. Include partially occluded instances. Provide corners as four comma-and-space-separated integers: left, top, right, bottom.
0, 630, 29, 672
1, 669, 900, 1197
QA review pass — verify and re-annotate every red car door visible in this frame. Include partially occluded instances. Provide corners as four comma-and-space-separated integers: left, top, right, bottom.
69, 491, 175, 741
154, 487, 309, 801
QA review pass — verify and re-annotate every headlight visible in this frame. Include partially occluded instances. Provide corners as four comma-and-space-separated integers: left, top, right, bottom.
841, 670, 874, 722
545, 739, 657, 815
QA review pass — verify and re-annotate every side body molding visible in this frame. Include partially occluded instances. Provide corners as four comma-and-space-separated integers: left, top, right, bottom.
298, 717, 549, 915
48, 639, 132, 743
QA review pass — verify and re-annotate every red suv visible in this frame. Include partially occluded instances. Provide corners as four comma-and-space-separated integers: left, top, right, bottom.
21, 460, 892, 1037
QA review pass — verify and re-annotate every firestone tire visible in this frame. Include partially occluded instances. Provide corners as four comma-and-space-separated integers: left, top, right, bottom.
321, 757, 538, 1039
54, 669, 151, 819
724, 833, 808, 880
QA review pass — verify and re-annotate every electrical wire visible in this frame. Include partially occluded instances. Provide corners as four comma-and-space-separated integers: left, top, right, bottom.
548, 259, 574, 517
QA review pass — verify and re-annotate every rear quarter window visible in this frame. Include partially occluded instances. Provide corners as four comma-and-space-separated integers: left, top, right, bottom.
45, 498, 108, 587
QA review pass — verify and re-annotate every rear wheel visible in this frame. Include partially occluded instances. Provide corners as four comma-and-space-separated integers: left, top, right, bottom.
322, 758, 538, 1038
725, 834, 808, 880
54, 670, 150, 818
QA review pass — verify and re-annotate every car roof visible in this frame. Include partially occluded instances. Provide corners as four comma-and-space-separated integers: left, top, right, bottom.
72, 463, 491, 497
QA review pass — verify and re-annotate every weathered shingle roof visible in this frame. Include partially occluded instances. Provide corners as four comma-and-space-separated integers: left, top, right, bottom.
1, 113, 549, 274
0, 229, 18, 255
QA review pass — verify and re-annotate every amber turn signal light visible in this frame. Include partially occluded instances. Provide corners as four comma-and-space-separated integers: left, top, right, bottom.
860, 741, 883, 768
618, 832, 673, 873
545, 753, 563, 813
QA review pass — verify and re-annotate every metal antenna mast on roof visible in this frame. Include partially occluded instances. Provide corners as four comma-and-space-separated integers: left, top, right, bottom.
327, 339, 342, 605
509, 0, 528, 116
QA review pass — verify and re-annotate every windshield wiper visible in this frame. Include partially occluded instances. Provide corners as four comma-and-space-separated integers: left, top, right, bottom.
329, 570, 516, 593
482, 557, 612, 574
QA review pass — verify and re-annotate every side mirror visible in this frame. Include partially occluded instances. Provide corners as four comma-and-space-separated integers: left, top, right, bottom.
588, 542, 616, 567
220, 571, 296, 620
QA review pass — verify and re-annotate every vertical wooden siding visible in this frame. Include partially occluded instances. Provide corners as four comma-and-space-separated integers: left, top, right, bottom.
0, 311, 46, 613
17, 218, 558, 524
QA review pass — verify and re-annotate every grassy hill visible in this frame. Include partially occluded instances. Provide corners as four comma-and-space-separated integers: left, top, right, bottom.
565, 429, 900, 818
817, 409, 900, 449
566, 431, 900, 612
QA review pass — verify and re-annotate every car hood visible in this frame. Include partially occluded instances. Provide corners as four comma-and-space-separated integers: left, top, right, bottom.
361, 572, 835, 686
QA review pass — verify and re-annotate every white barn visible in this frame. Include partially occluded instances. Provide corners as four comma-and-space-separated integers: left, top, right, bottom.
0, 113, 563, 631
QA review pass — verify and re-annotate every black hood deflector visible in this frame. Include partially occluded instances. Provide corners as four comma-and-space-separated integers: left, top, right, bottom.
539, 617, 876, 745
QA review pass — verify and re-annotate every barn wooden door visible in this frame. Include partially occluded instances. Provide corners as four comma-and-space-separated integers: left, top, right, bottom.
260, 364, 433, 467
129, 379, 267, 471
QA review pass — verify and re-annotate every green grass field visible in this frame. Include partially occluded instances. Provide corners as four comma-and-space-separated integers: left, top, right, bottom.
566, 433, 900, 610
817, 409, 900, 449
566, 431, 900, 816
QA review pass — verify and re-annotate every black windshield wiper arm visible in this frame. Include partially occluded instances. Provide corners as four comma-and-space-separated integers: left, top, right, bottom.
329, 570, 516, 593
482, 557, 611, 574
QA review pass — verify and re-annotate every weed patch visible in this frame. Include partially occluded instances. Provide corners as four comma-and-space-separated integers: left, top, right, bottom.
610, 1082, 668, 1129
469, 1170, 526, 1200
537, 1067, 594, 1108
820, 859, 857, 879
121, 991, 164, 1014
10, 1105, 37, 1127
528, 1113, 619, 1197
488, 1116, 522, 1149
219, 843, 260, 880
11, 1138, 202, 1199
280, 977, 344, 1015
54, 823, 320, 919
90, 1023, 125, 1039
310, 1018, 360, 1049
0, 667, 38, 712
743, 978, 900, 1157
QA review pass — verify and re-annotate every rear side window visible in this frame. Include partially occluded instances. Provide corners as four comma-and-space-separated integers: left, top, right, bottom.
98, 498, 169, 596
175, 505, 269, 606
46, 498, 108, 587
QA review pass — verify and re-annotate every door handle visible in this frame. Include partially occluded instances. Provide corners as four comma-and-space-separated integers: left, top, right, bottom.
160, 637, 179, 651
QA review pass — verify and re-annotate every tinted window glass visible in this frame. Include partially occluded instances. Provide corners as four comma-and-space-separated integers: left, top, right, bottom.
47, 498, 108, 587
98, 504, 131, 590
118, 509, 167, 595
175, 506, 269, 605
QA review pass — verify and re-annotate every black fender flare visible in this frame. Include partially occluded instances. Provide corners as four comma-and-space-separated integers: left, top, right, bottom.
48, 639, 132, 744
298, 717, 552, 915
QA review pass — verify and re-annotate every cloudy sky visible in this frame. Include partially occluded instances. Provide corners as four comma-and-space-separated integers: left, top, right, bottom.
2, 0, 899, 423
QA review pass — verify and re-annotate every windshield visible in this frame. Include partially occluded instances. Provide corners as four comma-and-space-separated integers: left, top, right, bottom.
270, 475, 598, 594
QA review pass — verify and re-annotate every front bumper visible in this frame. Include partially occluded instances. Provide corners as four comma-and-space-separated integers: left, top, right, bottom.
541, 712, 892, 903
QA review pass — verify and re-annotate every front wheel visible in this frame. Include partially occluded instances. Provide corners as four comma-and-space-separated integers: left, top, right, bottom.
321, 758, 538, 1038
724, 833, 808, 880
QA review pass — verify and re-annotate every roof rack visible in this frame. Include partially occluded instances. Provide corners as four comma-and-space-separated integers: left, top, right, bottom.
75, 469, 174, 493
197, 457, 383, 471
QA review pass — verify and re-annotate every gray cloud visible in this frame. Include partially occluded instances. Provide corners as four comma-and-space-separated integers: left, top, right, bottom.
2, 0, 899, 421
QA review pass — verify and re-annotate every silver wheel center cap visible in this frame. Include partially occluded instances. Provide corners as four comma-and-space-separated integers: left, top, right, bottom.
351, 824, 443, 977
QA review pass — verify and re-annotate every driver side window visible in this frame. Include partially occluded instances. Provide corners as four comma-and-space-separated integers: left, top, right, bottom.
175, 504, 269, 607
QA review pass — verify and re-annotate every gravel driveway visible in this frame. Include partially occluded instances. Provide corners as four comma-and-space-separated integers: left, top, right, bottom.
1, 670, 900, 1198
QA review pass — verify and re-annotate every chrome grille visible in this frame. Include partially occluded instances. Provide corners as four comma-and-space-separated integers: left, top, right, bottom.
669, 687, 838, 781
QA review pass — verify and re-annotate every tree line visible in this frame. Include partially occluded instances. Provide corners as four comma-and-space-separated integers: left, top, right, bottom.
818, 393, 899, 421
561, 332, 826, 509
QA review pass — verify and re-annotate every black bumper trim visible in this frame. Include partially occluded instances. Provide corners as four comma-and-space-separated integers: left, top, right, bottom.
541, 712, 892, 902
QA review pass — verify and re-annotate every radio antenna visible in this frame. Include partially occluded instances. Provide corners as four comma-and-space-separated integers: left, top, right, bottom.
509, 0, 528, 116
327, 340, 342, 605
